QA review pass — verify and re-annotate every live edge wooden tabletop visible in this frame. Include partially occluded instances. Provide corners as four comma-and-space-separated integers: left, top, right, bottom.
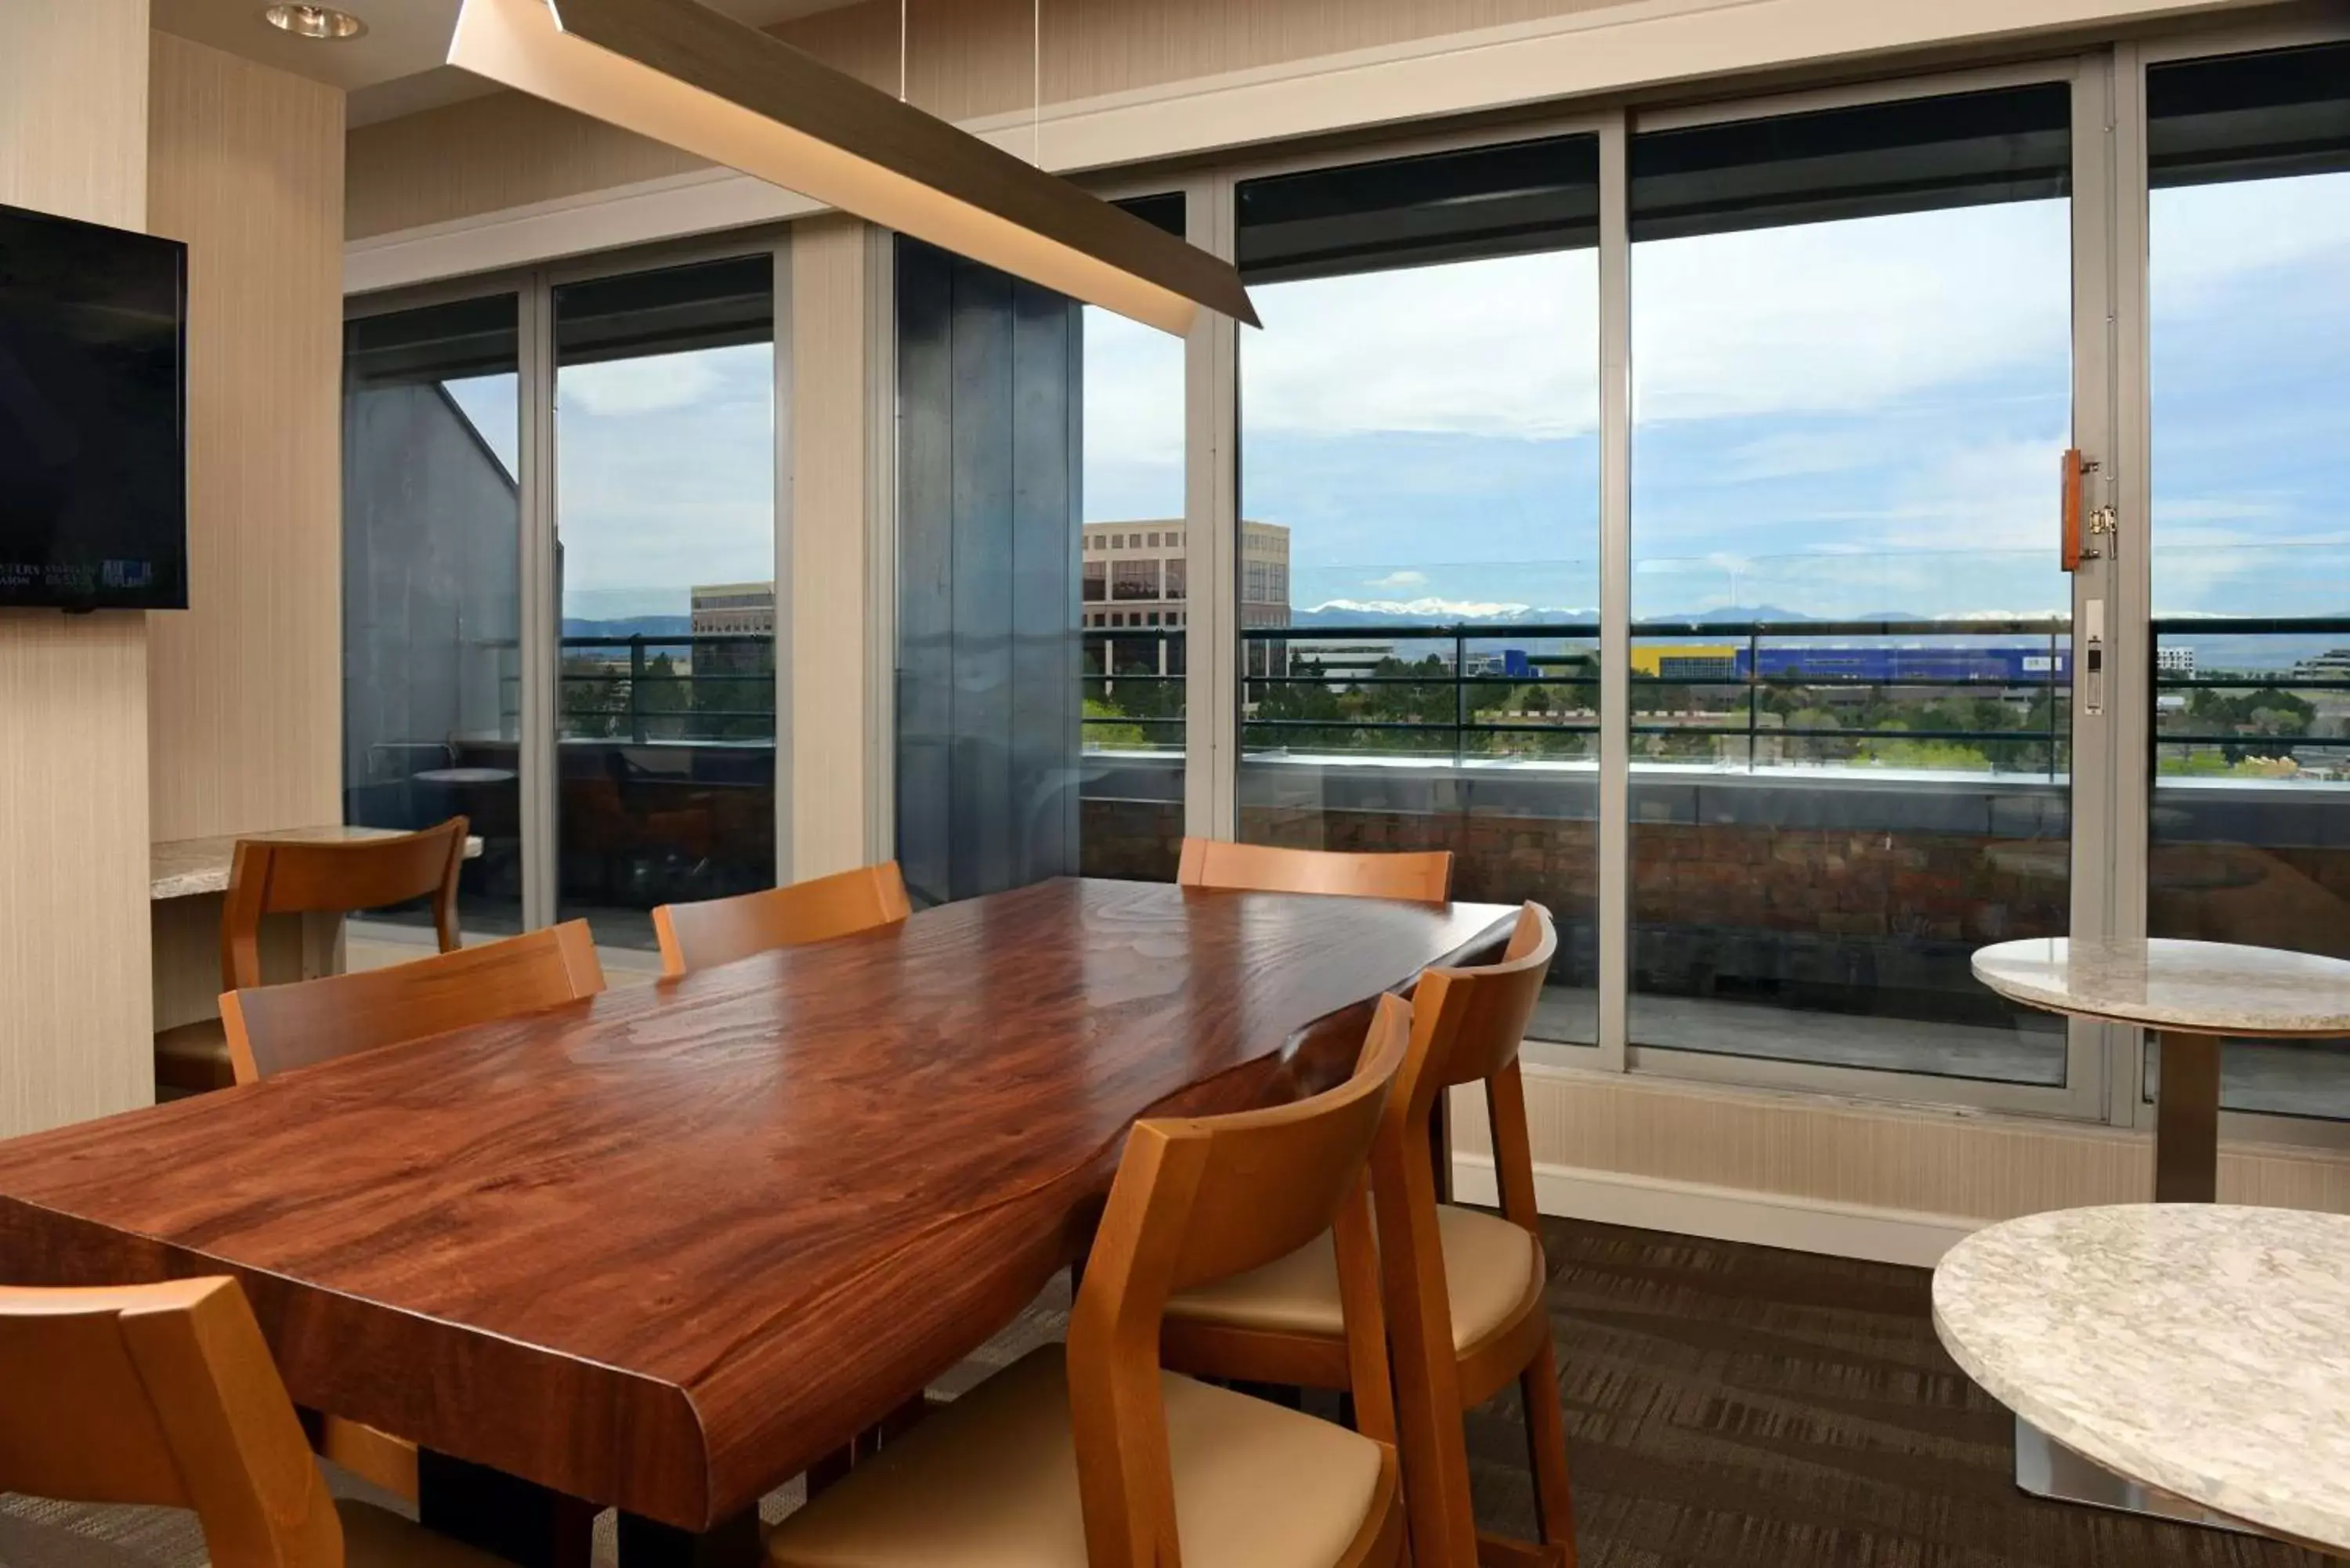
0, 878, 1512, 1534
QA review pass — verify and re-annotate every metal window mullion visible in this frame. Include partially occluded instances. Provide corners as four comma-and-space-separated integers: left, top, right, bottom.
518, 275, 561, 931
1596, 111, 1632, 1072
2107, 40, 2155, 1127
862, 224, 898, 868
1188, 172, 1239, 842
771, 237, 796, 885
2065, 54, 2125, 1122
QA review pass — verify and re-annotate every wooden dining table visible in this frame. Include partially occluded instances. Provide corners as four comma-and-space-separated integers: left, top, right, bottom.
0, 876, 1513, 1568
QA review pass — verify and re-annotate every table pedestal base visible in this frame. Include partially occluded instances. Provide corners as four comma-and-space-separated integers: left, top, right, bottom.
2015, 1417, 2256, 1536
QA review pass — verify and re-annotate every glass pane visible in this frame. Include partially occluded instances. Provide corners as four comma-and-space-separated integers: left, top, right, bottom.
1082, 195, 1185, 881
343, 295, 524, 935
1235, 136, 1603, 1049
1628, 83, 2074, 1086
553, 256, 776, 948
2146, 42, 2350, 1118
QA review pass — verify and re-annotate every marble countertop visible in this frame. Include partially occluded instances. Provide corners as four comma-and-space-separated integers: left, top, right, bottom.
152, 826, 485, 900
1972, 937, 2350, 1038
1935, 1204, 2350, 1553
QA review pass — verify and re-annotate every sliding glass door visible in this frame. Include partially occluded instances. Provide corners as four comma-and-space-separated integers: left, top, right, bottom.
2143, 38, 2350, 1119
344, 243, 783, 953
1625, 80, 2087, 1097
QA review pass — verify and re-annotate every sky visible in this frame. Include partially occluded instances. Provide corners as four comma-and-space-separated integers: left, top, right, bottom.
1086, 168, 2350, 627
436, 164, 2349, 632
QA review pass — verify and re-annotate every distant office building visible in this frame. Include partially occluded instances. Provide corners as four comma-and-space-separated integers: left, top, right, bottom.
2294, 648, 2350, 681
1082, 519, 1292, 677
690, 582, 776, 677
2157, 645, 2198, 679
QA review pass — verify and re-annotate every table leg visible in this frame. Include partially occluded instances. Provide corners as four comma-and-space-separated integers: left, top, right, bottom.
2152, 1029, 2222, 1204
617, 1508, 763, 1568
417, 1450, 596, 1568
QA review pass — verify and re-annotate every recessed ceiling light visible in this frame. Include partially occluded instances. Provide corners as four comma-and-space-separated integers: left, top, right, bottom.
262, 4, 368, 40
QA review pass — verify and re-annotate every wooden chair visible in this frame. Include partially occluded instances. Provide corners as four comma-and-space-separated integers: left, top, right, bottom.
1160, 903, 1573, 1568
652, 861, 911, 977
154, 818, 470, 1094
1178, 836, 1453, 902
225, 919, 605, 1085
765, 994, 1416, 1568
0, 1275, 509, 1568
219, 919, 603, 1499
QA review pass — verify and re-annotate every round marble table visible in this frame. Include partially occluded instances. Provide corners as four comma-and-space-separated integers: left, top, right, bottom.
1936, 1205, 2350, 1555
1973, 938, 2350, 1201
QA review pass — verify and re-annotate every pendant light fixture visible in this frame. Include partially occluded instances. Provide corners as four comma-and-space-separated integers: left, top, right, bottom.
447, 0, 1258, 336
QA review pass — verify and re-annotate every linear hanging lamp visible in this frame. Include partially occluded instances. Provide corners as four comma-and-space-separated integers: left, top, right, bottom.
447, 0, 1258, 335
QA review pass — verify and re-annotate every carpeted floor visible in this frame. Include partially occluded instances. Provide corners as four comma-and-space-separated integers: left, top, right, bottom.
2, 1218, 2326, 1568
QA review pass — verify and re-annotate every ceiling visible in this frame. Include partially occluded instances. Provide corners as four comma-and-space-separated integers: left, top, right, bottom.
151, 0, 859, 125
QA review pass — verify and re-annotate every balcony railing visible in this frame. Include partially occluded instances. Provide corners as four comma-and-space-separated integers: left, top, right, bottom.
496, 634, 779, 746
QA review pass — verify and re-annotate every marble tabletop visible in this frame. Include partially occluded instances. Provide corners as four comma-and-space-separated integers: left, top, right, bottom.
1972, 937, 2350, 1039
1935, 1204, 2350, 1553
152, 825, 485, 901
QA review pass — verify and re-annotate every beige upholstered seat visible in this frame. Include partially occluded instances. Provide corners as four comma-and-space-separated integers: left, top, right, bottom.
766, 1346, 1385, 1568
1166, 1202, 1538, 1353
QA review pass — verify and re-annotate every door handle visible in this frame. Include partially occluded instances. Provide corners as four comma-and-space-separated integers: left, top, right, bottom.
2061, 448, 2115, 572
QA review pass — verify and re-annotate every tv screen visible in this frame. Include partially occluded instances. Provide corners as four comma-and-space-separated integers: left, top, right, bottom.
0, 201, 187, 610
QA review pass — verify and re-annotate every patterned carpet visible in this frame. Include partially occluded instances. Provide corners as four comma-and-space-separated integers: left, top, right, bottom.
2, 1218, 2327, 1568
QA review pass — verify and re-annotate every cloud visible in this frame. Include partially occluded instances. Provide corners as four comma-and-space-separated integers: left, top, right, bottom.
1368, 569, 1428, 588
1243, 251, 1602, 440
554, 343, 776, 602
1632, 201, 2071, 425
562, 352, 727, 417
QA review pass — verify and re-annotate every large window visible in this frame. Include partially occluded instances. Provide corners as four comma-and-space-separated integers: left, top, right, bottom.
1627, 84, 2078, 1086
1232, 135, 1606, 1046
1080, 193, 1188, 882
344, 296, 525, 934
2146, 42, 2350, 1118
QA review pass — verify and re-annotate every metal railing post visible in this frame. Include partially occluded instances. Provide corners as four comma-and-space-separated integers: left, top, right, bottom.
629, 635, 648, 746
1748, 627, 1762, 773
1455, 625, 1467, 768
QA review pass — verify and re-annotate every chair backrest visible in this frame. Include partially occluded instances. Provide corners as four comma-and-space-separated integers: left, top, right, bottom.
1066, 993, 1412, 1568
1177, 836, 1452, 903
1362, 902, 1558, 1566
222, 920, 606, 1083
650, 862, 911, 977
0, 1277, 342, 1568
222, 819, 468, 991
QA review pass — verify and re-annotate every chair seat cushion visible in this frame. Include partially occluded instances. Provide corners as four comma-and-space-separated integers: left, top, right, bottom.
1166, 1203, 1538, 1353
765, 1346, 1383, 1568
335, 1499, 517, 1568
154, 1018, 234, 1093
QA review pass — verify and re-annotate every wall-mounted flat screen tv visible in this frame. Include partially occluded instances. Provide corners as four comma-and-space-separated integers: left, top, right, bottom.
0, 201, 187, 609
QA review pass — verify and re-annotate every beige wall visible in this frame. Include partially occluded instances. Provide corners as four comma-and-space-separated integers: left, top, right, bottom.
146, 34, 346, 842
787, 218, 888, 879
0, 13, 347, 1139
0, 0, 157, 1138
